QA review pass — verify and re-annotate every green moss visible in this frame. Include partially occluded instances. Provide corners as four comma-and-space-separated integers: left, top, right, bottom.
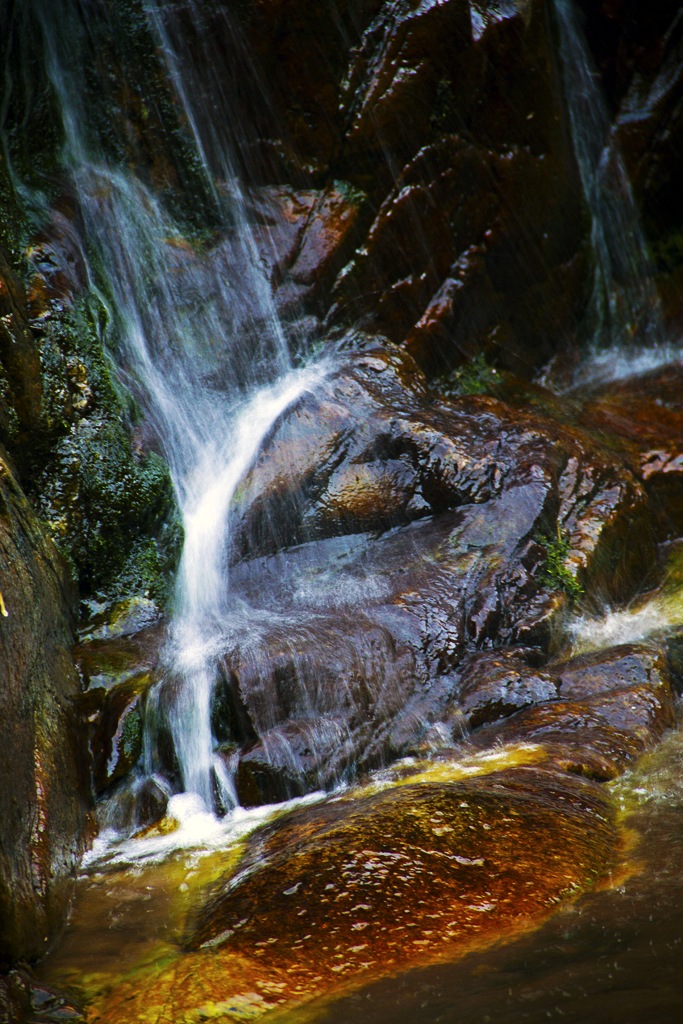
0, 363, 20, 445
3, 292, 182, 607
0, 155, 30, 263
119, 705, 143, 767
36, 415, 180, 602
538, 525, 583, 600
437, 353, 502, 398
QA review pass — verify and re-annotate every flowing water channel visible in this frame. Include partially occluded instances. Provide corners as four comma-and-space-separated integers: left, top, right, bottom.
15, 0, 683, 1020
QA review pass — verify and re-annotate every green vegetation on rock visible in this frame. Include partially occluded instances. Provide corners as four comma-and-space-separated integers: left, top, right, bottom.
538, 524, 583, 600
9, 295, 181, 611
438, 353, 501, 398
35, 410, 180, 605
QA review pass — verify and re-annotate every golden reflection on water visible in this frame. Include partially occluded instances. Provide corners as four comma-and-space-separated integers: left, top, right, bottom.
275, 725, 683, 1024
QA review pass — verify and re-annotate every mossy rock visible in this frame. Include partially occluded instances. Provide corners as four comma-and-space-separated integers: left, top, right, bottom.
186, 763, 618, 969
36, 412, 179, 604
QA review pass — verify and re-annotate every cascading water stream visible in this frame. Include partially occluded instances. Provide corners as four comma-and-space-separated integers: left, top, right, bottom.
553, 0, 664, 355
34, 0, 323, 812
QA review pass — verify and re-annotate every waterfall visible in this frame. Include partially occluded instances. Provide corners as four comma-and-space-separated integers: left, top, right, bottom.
34, 0, 322, 811
552, 0, 664, 353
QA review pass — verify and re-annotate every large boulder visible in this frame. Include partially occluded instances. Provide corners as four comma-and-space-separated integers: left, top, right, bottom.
197, 346, 657, 801
186, 766, 617, 973
0, 447, 90, 961
86, 756, 619, 1022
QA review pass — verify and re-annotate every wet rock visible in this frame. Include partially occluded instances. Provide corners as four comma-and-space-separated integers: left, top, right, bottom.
236, 725, 319, 807
25, 207, 88, 325
212, 346, 658, 794
232, 346, 652, 597
0, 966, 85, 1024
457, 649, 559, 729
465, 643, 676, 781
339, 1, 470, 164
579, 364, 683, 539
666, 627, 683, 693
556, 643, 671, 700
0, 970, 30, 1024
333, 131, 584, 376
610, 5, 683, 255
330, 0, 584, 374
79, 597, 162, 644
96, 775, 171, 836
237, 183, 363, 318
76, 617, 163, 692
183, 762, 618, 992
76, 615, 167, 801
568, 2, 683, 331
239, 0, 587, 374
90, 673, 151, 795
15, 968, 85, 1023
220, 593, 421, 790
0, 247, 43, 444
0, 449, 90, 962
131, 777, 171, 831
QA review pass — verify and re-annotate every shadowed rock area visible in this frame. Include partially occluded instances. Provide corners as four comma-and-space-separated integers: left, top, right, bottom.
0, 449, 90, 962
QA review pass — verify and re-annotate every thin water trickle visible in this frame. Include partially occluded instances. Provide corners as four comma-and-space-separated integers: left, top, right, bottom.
34, 0, 325, 812
553, 0, 664, 359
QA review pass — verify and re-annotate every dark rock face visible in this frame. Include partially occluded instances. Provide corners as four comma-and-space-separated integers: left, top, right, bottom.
571, 0, 683, 332
234, 0, 587, 375
456, 648, 560, 729
0, 449, 90, 962
462, 642, 676, 781
0, 967, 84, 1024
0, 248, 43, 448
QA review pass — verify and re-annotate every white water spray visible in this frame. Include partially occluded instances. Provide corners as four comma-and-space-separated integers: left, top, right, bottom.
570, 546, 683, 655
165, 367, 324, 807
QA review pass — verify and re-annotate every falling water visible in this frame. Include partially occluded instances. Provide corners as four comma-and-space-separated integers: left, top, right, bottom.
34, 0, 323, 811
553, 0, 664, 353
570, 543, 683, 655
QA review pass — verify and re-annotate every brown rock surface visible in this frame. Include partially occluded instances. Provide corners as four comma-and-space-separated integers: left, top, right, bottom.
0, 448, 90, 961
163, 760, 619, 1015
579, 364, 683, 538
236, 0, 587, 374
464, 642, 676, 781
